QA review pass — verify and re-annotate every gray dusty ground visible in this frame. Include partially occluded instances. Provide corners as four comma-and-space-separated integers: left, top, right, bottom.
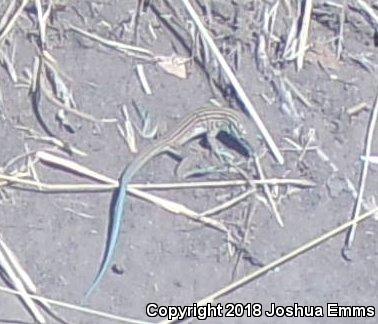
0, 1, 377, 323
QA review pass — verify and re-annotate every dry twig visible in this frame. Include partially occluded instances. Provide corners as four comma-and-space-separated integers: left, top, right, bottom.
344, 92, 378, 251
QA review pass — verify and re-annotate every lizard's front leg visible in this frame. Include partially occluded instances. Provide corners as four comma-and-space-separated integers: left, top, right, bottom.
206, 127, 231, 164
167, 145, 206, 179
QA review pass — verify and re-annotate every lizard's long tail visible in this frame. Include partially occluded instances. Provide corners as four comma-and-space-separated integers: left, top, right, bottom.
84, 144, 166, 300
84, 179, 128, 300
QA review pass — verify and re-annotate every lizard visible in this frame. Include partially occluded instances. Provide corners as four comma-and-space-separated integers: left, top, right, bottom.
84, 106, 254, 299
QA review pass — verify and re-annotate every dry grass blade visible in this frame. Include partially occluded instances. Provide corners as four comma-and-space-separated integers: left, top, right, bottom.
132, 178, 316, 189
15, 124, 87, 157
205, 162, 256, 233
283, 77, 313, 108
32, 54, 116, 125
0, 155, 315, 192
161, 206, 378, 323
0, 0, 30, 46
347, 102, 368, 116
1, 164, 233, 236
283, 9, 299, 61
255, 155, 284, 227
0, 1, 16, 32
119, 104, 138, 153
0, 239, 45, 323
181, 0, 284, 165
201, 188, 255, 218
0, 235, 57, 317
69, 24, 153, 57
0, 173, 116, 191
0, 235, 37, 294
0, 48, 18, 82
0, 83, 5, 120
136, 64, 152, 95
232, 202, 256, 278
128, 187, 230, 235
361, 155, 378, 164
129, 187, 264, 254
337, 0, 347, 59
0, 171, 315, 192
42, 83, 116, 123
1, 151, 314, 192
296, 0, 313, 70
36, 151, 117, 185
0, 285, 152, 324
35, 0, 52, 48
344, 92, 378, 250
282, 0, 292, 15
298, 128, 315, 162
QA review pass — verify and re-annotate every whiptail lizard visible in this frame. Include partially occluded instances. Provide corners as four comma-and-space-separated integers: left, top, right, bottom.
85, 106, 254, 298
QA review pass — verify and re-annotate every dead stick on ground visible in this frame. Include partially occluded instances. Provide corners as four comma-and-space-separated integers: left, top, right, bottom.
36, 151, 117, 185
161, 206, 378, 324
1, 151, 314, 191
232, 202, 256, 279
0, 0, 30, 46
0, 1, 16, 32
0, 234, 57, 318
296, 0, 313, 70
69, 24, 153, 57
0, 241, 45, 323
0, 173, 314, 192
41, 83, 116, 124
344, 92, 378, 251
0, 235, 38, 293
0, 285, 151, 324
337, 0, 347, 59
128, 187, 232, 238
181, 0, 284, 165
255, 155, 284, 227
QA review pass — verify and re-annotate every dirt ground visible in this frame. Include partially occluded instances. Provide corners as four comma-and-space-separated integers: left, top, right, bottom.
0, 1, 377, 323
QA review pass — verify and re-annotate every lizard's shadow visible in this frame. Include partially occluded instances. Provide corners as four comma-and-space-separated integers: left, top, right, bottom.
216, 131, 252, 157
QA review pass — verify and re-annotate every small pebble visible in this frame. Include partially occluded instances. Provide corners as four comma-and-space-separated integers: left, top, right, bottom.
112, 264, 125, 275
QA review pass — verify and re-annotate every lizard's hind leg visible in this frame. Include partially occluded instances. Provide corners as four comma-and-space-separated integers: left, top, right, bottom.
206, 128, 237, 166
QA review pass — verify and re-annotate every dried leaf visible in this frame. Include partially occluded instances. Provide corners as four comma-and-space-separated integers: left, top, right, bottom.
156, 55, 190, 79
